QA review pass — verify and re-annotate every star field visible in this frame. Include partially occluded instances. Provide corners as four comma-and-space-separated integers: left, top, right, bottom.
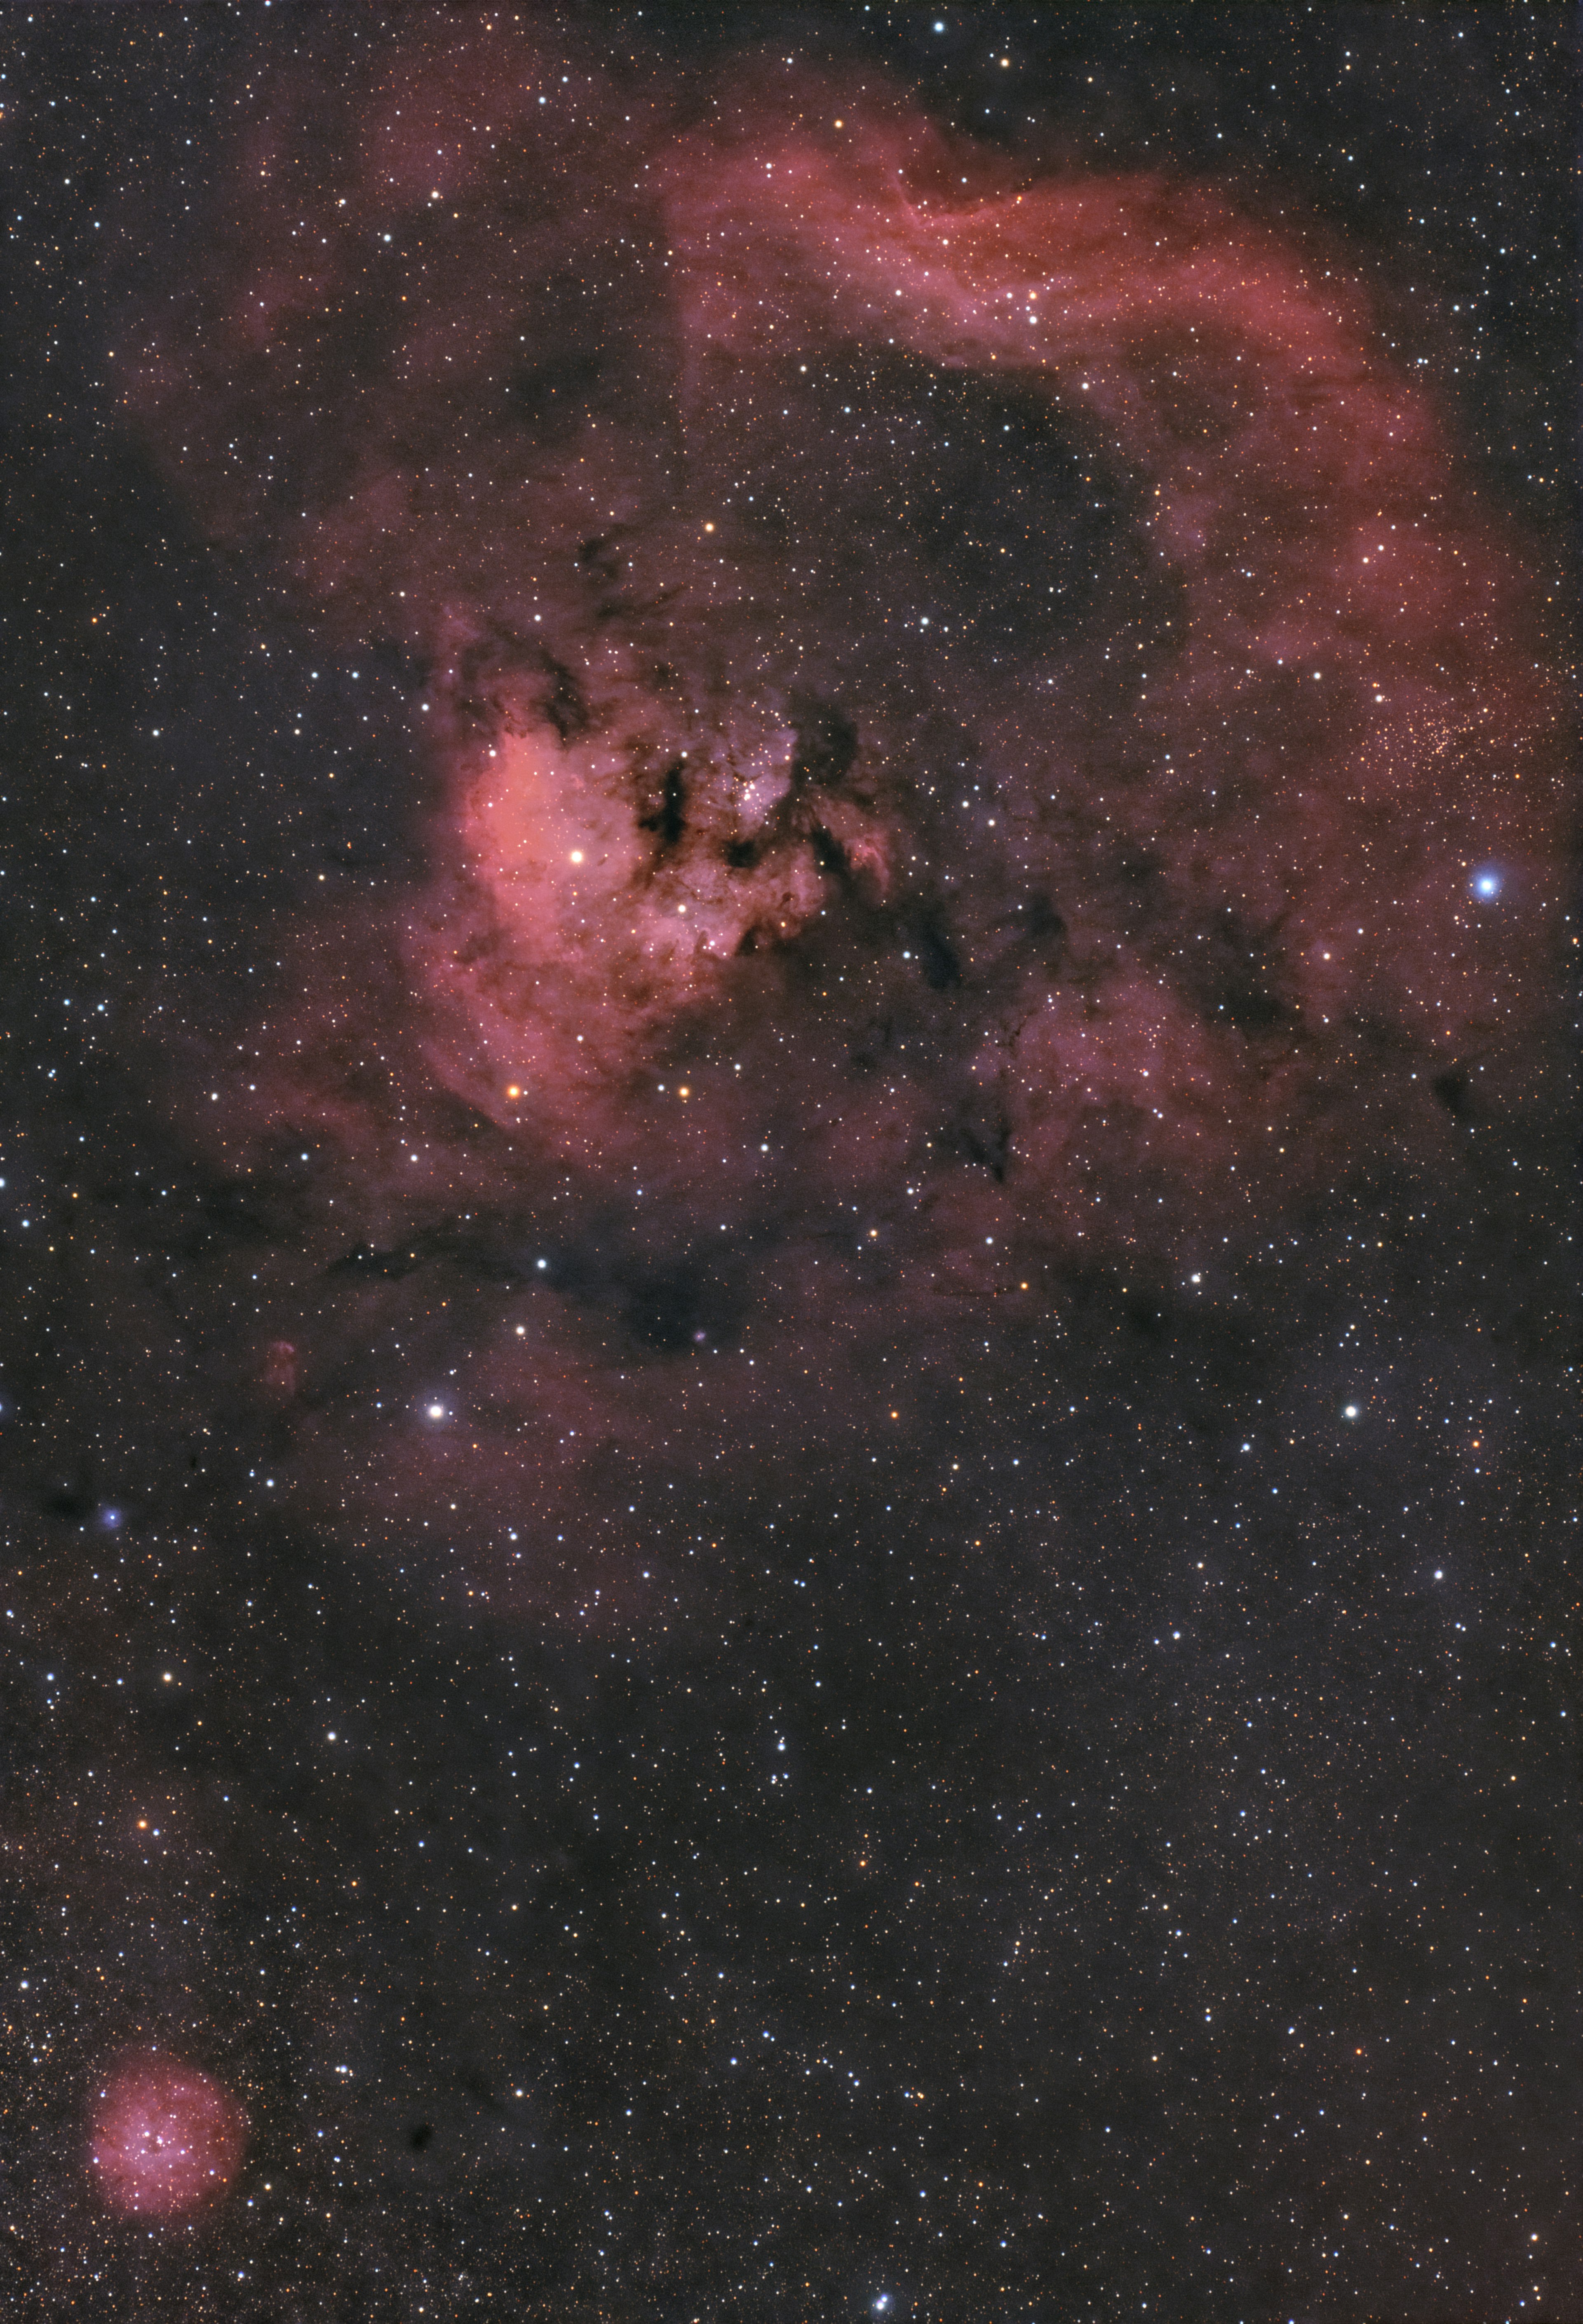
0, 7, 1574, 2320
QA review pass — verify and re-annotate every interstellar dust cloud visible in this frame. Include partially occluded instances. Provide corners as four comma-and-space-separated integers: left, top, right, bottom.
116, 26, 1564, 1602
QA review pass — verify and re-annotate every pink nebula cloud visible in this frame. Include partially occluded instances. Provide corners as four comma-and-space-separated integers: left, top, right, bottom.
115, 26, 1567, 1600
87, 2053, 247, 2219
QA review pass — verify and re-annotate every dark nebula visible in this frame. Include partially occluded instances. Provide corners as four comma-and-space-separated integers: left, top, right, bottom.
1, 8, 1574, 2319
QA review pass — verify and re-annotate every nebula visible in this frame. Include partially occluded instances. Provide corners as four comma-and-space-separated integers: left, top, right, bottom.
119, 28, 1565, 1598
87, 2054, 247, 2219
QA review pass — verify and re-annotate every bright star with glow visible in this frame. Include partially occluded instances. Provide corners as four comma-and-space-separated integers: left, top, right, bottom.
1472, 868, 1501, 898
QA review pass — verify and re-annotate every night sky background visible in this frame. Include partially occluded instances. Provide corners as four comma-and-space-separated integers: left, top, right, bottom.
0, 6, 1576, 2319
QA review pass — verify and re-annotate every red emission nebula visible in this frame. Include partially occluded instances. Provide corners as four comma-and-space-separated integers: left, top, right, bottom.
87, 2053, 247, 2220
124, 33, 1564, 1610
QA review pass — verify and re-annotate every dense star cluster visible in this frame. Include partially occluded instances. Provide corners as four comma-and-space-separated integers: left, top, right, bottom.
0, 7, 1574, 2320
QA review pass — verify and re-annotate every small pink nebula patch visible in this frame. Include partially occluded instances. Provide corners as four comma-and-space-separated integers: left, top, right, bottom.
88, 2053, 247, 2218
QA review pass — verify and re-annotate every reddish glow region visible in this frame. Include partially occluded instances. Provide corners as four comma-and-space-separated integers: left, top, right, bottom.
88, 2054, 247, 2218
118, 33, 1566, 1597
404, 127, 1560, 1242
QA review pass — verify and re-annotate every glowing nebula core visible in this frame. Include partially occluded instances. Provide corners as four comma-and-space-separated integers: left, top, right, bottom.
120, 29, 1565, 1595
87, 2054, 247, 2219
